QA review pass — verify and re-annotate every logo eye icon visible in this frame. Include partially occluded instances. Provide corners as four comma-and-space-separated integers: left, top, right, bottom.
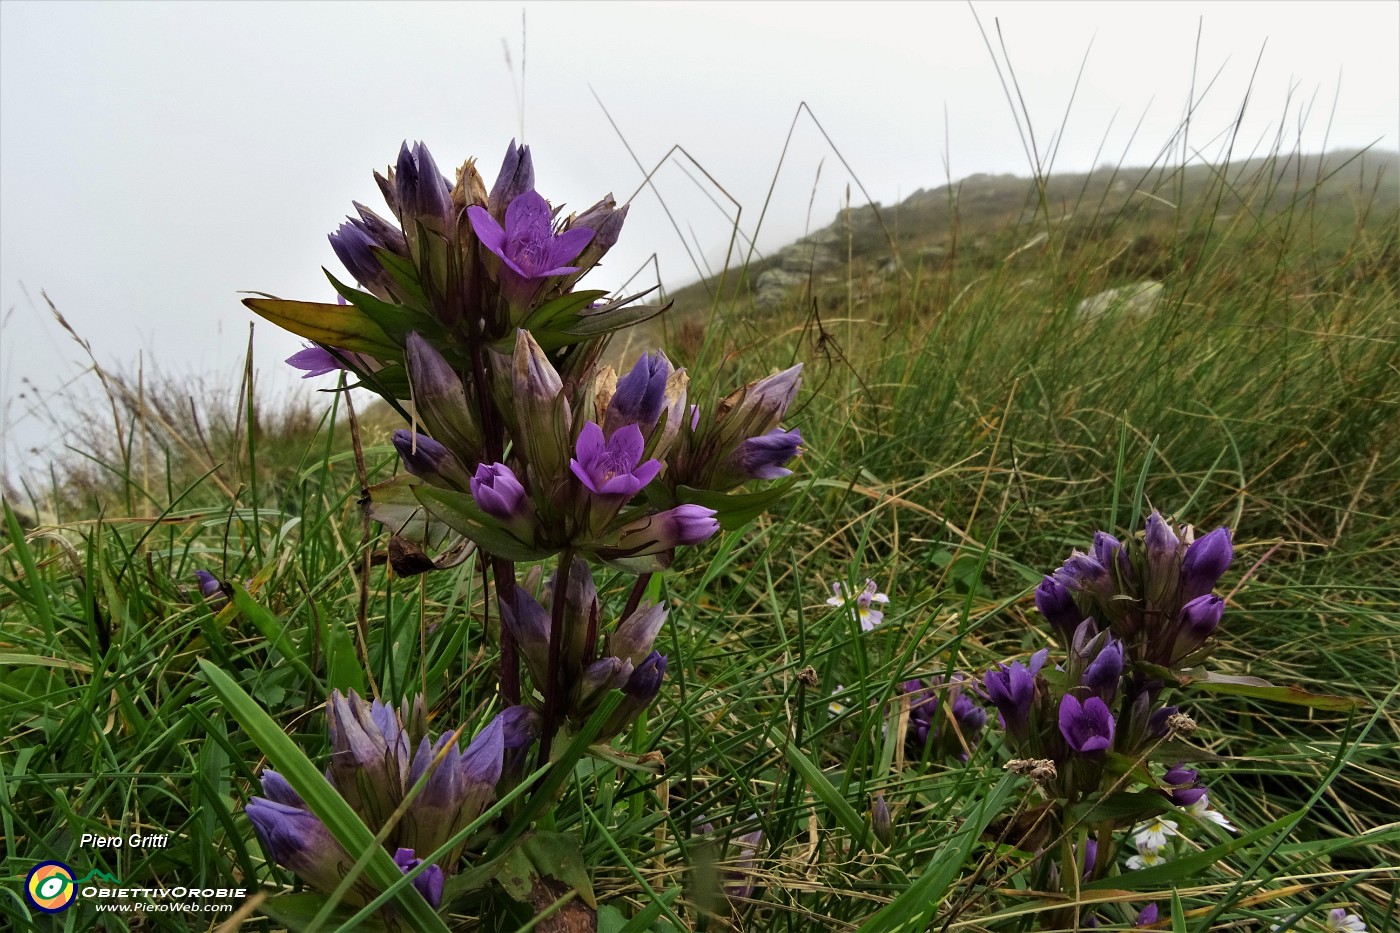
26, 861, 77, 913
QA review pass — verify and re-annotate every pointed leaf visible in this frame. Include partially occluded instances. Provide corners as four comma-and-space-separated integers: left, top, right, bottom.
242, 298, 398, 356
524, 832, 597, 910
412, 485, 554, 562
1180, 669, 1357, 710
668, 479, 796, 530
363, 475, 450, 547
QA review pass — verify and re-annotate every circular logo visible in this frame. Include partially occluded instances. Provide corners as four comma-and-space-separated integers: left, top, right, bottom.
26, 861, 76, 913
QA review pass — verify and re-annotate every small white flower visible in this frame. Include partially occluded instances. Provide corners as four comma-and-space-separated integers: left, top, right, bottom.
828, 684, 848, 717
1131, 816, 1179, 851
827, 579, 889, 631
1184, 794, 1237, 832
1125, 845, 1168, 871
1324, 907, 1366, 932
1269, 913, 1296, 932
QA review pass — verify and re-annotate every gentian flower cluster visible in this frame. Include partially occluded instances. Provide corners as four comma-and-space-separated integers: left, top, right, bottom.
245, 692, 537, 911
243, 138, 805, 922
901, 674, 988, 762
981, 511, 1247, 927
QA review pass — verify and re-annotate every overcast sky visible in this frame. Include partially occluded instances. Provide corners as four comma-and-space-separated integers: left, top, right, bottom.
2, 0, 1397, 481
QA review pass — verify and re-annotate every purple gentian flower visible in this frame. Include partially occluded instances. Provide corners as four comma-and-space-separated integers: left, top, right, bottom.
245, 795, 352, 895
1082, 838, 1098, 881
984, 648, 1048, 737
391, 848, 444, 909
1178, 594, 1224, 641
329, 221, 393, 299
326, 691, 410, 827
1164, 765, 1199, 786
1136, 903, 1159, 927
570, 421, 663, 497
1180, 527, 1233, 601
286, 345, 348, 378
468, 190, 593, 304
1054, 552, 1114, 601
194, 570, 223, 599
726, 428, 803, 481
1059, 694, 1116, 754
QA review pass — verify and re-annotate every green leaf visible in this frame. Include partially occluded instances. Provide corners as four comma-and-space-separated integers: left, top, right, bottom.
363, 475, 451, 547
371, 247, 430, 310
524, 832, 596, 910
325, 618, 365, 694
554, 303, 669, 340
325, 270, 433, 346
1067, 789, 1171, 825
1180, 669, 1358, 710
772, 729, 869, 849
196, 661, 451, 933
228, 585, 319, 684
494, 845, 537, 904
670, 479, 796, 530
853, 774, 1017, 932
241, 297, 399, 356
519, 289, 609, 332
258, 893, 391, 933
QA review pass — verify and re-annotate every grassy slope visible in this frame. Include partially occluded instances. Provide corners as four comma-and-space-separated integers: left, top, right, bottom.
2, 147, 1397, 931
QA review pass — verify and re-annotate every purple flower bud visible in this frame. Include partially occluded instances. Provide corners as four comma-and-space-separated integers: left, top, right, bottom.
1164, 766, 1199, 786
1035, 576, 1083, 644
245, 796, 351, 895
611, 504, 721, 557
1180, 527, 1233, 601
326, 691, 410, 827
715, 365, 804, 447
1058, 694, 1116, 754
511, 330, 571, 479
1091, 531, 1123, 572
487, 140, 535, 219
405, 333, 482, 460
352, 202, 409, 256
1136, 903, 1159, 927
623, 651, 667, 702
610, 602, 668, 667
395, 140, 453, 230
392, 430, 471, 489
329, 221, 392, 298
391, 848, 443, 909
984, 649, 1047, 737
573, 657, 634, 711
1170, 785, 1209, 806
724, 428, 804, 482
604, 351, 671, 438
1176, 594, 1225, 655
1148, 705, 1179, 737
497, 705, 540, 776
1054, 552, 1113, 601
499, 588, 550, 688
1145, 510, 1180, 565
1082, 838, 1098, 881
572, 194, 628, 253
871, 792, 893, 846
570, 421, 663, 497
1083, 639, 1124, 699
471, 462, 533, 533
194, 570, 223, 599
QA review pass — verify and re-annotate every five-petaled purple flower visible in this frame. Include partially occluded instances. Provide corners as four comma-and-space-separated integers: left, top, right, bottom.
570, 421, 662, 497
1058, 694, 1116, 754
468, 191, 593, 303
985, 648, 1048, 737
